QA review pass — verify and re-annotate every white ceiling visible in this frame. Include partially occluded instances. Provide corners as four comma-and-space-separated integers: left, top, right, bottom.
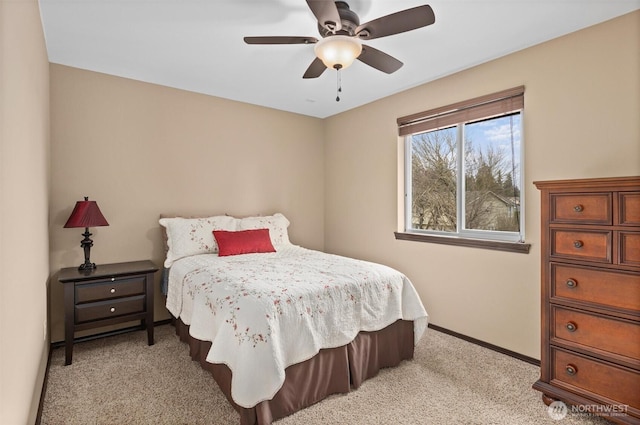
39, 0, 639, 118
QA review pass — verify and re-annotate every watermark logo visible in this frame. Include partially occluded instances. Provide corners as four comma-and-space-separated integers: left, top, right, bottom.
548, 401, 568, 420
546, 401, 629, 420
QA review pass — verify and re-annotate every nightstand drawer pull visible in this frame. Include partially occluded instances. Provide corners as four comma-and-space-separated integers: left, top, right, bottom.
110, 288, 116, 294
565, 278, 577, 288
566, 322, 577, 332
110, 307, 116, 313
565, 364, 577, 376
111, 277, 115, 282
573, 240, 583, 249
573, 204, 583, 212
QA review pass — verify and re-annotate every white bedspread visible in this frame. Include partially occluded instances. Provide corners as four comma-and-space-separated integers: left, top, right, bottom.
166, 245, 428, 408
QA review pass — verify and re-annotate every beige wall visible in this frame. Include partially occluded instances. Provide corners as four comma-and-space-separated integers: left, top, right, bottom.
323, 11, 640, 359
3, 9, 636, 423
48, 65, 325, 342
0, 0, 51, 424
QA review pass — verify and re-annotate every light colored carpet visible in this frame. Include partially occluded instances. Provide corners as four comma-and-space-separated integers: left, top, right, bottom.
41, 324, 609, 424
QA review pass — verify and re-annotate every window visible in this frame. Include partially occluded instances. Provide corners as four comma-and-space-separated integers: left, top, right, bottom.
397, 87, 526, 248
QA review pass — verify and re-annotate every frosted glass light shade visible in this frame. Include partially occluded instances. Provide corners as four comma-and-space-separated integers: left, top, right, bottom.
314, 35, 362, 70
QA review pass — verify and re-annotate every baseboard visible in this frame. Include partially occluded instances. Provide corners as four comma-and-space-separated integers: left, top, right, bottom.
34, 346, 53, 425
427, 323, 540, 366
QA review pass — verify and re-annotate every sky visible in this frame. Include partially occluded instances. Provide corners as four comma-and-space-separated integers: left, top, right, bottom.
464, 113, 522, 185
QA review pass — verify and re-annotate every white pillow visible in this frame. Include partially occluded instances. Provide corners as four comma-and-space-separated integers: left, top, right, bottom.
159, 215, 237, 268
237, 213, 292, 247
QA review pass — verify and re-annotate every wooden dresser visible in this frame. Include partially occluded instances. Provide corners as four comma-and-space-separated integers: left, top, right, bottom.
533, 176, 640, 424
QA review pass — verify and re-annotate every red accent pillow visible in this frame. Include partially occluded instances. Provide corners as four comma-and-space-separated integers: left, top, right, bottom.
213, 229, 276, 257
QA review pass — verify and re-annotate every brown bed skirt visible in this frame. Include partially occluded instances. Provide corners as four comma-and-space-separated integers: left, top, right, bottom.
174, 318, 415, 425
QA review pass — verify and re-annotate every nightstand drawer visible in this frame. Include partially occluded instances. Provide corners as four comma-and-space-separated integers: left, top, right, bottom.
550, 193, 611, 225
552, 307, 640, 362
551, 263, 640, 312
75, 277, 145, 303
75, 295, 145, 323
551, 349, 640, 410
551, 229, 612, 263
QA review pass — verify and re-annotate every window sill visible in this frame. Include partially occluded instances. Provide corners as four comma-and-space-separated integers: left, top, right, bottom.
394, 232, 531, 254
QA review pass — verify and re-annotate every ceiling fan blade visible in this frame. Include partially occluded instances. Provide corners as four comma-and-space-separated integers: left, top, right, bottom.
356, 5, 435, 40
306, 0, 342, 32
357, 44, 403, 74
244, 36, 318, 45
303, 57, 327, 79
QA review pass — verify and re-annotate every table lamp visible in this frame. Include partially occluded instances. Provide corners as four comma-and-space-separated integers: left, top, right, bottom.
64, 196, 109, 271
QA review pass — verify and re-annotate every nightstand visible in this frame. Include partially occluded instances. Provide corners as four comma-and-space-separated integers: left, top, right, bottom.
59, 260, 158, 365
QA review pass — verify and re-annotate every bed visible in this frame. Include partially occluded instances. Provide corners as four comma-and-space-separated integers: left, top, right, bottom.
160, 213, 429, 425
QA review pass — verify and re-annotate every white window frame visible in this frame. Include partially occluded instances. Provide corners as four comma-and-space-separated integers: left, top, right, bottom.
403, 110, 525, 243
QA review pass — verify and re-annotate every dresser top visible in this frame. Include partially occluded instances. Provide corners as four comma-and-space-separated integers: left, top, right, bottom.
534, 176, 640, 191
59, 260, 158, 283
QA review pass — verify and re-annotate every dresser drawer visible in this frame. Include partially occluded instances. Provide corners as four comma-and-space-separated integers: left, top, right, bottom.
620, 231, 640, 268
75, 276, 145, 303
551, 349, 640, 410
552, 306, 640, 362
551, 264, 640, 312
551, 229, 612, 263
75, 295, 145, 323
620, 192, 640, 226
550, 193, 611, 225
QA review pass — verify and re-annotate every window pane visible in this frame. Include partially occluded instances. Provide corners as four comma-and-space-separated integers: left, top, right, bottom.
463, 113, 521, 232
410, 127, 457, 232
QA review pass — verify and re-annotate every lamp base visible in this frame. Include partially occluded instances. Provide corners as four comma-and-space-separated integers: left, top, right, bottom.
78, 228, 97, 272
78, 262, 97, 271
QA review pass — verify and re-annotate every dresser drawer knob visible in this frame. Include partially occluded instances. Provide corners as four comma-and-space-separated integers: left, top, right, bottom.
566, 322, 577, 332
573, 204, 583, 212
110, 288, 116, 294
565, 364, 577, 376
110, 307, 116, 313
111, 277, 115, 282
565, 279, 577, 288
573, 240, 583, 249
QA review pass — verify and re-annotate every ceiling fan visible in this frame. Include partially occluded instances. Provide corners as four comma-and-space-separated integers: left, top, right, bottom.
244, 1, 436, 79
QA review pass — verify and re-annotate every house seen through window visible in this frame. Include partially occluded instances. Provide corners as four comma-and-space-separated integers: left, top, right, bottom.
399, 87, 524, 243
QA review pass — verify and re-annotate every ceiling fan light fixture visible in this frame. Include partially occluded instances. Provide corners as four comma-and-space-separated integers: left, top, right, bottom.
314, 35, 362, 70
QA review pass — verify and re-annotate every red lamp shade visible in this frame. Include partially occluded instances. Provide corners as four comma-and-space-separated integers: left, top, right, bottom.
64, 197, 109, 228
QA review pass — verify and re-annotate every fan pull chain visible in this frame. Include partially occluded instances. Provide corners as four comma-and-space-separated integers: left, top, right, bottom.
336, 67, 342, 102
